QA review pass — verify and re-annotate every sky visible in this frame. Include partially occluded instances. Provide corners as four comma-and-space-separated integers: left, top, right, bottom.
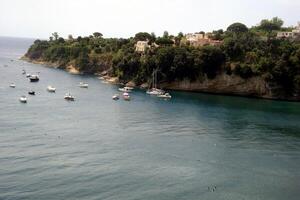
0, 0, 299, 39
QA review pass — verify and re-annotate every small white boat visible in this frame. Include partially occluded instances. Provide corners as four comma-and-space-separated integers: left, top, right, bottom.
19, 95, 27, 103
123, 92, 130, 101
118, 87, 132, 92
26, 73, 31, 78
112, 94, 119, 100
47, 86, 56, 92
98, 76, 105, 80
22, 69, 26, 74
78, 82, 88, 88
9, 83, 16, 88
29, 75, 39, 82
64, 93, 75, 101
157, 93, 172, 99
124, 86, 134, 90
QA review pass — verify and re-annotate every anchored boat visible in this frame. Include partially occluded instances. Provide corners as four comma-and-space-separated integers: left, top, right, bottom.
9, 83, 16, 88
19, 95, 27, 103
112, 94, 120, 100
28, 90, 35, 95
47, 86, 56, 92
29, 75, 39, 82
79, 82, 88, 88
123, 92, 131, 101
64, 93, 75, 101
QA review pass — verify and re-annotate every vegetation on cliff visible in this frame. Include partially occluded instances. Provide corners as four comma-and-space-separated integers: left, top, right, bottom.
25, 17, 300, 97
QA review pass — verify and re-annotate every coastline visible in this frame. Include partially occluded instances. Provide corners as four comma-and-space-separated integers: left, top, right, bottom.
22, 57, 300, 102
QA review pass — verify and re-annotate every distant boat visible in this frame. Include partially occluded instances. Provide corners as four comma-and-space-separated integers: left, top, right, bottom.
64, 93, 75, 101
157, 93, 172, 99
29, 75, 39, 82
112, 94, 119, 100
123, 92, 130, 101
118, 87, 132, 92
9, 83, 16, 88
22, 69, 26, 74
47, 86, 56, 92
26, 73, 31, 78
28, 91, 35, 95
146, 69, 165, 95
19, 95, 27, 103
78, 82, 88, 88
98, 76, 105, 80
146, 88, 165, 95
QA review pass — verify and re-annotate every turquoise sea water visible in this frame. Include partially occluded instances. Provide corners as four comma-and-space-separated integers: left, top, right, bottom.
0, 37, 300, 200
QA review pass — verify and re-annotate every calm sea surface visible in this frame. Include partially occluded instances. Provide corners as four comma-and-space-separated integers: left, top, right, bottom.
0, 36, 300, 200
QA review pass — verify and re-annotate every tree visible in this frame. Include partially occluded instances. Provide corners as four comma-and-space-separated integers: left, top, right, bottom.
155, 37, 174, 46
227, 23, 248, 33
58, 37, 65, 43
52, 32, 59, 40
163, 31, 169, 38
198, 46, 226, 78
134, 32, 153, 41
258, 17, 283, 32
68, 34, 74, 40
93, 32, 103, 38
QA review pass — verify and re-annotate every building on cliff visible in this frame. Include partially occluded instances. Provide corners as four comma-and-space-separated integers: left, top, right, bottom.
135, 40, 150, 52
277, 22, 300, 39
184, 33, 222, 47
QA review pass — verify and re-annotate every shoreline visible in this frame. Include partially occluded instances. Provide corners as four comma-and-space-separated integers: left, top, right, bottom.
21, 57, 300, 102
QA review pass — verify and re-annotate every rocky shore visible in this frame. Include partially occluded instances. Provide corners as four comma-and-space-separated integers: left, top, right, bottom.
22, 57, 300, 101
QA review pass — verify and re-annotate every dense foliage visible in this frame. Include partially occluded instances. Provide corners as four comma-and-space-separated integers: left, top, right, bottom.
25, 17, 300, 96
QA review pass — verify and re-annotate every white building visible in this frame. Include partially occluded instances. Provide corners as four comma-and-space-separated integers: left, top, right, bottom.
185, 33, 222, 47
135, 41, 150, 52
277, 22, 300, 39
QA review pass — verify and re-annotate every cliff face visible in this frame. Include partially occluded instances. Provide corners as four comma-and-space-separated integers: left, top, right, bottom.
23, 56, 300, 101
162, 74, 299, 101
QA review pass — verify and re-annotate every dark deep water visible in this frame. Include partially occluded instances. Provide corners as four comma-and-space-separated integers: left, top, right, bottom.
0, 36, 300, 200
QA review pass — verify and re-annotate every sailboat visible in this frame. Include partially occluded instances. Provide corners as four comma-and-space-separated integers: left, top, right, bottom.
146, 69, 165, 95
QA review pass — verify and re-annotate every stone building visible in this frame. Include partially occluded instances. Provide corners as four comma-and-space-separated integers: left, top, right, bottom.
135, 41, 150, 52
185, 33, 222, 47
277, 22, 300, 39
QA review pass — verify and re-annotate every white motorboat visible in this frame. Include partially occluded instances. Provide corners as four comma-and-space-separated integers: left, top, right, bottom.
118, 87, 132, 92
123, 92, 130, 101
124, 86, 134, 90
157, 93, 172, 99
29, 74, 39, 82
64, 93, 75, 101
19, 95, 27, 103
47, 86, 56, 92
26, 73, 31, 78
78, 82, 88, 88
9, 83, 16, 88
112, 94, 120, 100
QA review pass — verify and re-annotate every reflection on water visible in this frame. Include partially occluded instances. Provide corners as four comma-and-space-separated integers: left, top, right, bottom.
0, 37, 300, 200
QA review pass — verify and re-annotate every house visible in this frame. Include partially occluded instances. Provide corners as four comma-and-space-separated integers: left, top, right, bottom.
135, 41, 150, 52
277, 22, 300, 39
185, 33, 222, 47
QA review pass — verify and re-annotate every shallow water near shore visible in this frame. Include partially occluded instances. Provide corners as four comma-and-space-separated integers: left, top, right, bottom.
1, 37, 300, 200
